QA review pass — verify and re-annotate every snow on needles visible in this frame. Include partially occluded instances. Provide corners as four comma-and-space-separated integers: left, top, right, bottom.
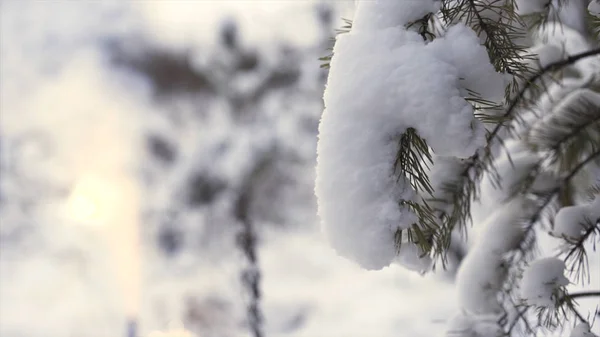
553, 196, 600, 240
315, 0, 503, 270
571, 323, 599, 337
520, 257, 569, 307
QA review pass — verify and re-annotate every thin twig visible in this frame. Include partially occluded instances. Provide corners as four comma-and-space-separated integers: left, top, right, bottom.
568, 291, 600, 301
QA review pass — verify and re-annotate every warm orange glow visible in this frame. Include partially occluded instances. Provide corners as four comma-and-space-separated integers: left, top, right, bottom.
64, 172, 142, 318
64, 174, 118, 225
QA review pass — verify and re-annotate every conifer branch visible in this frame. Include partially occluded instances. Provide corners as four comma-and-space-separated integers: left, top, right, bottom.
567, 291, 600, 300
562, 220, 600, 283
504, 48, 600, 132
501, 148, 600, 334
442, 48, 600, 244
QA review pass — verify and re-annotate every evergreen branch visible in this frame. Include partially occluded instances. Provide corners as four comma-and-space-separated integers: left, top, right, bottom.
442, 48, 600, 241
319, 18, 353, 69
407, 13, 436, 41
567, 291, 600, 301
523, 147, 600, 243
562, 220, 600, 283
394, 128, 434, 196
527, 94, 600, 153
466, 0, 514, 73
502, 148, 600, 333
513, 104, 600, 198
504, 48, 600, 136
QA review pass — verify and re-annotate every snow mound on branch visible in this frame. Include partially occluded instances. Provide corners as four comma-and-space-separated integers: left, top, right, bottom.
515, 0, 551, 15
446, 312, 504, 337
553, 196, 600, 240
456, 196, 537, 315
472, 140, 546, 226
520, 257, 569, 307
590, 1, 600, 16
315, 0, 503, 270
571, 323, 599, 337
394, 242, 432, 273
534, 23, 600, 79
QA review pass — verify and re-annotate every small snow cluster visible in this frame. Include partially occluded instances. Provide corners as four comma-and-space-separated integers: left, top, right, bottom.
520, 257, 569, 307
515, 0, 551, 15
315, 0, 503, 270
553, 197, 600, 240
533, 22, 600, 74
571, 323, 599, 337
394, 241, 432, 273
446, 312, 504, 337
590, 1, 600, 15
475, 141, 543, 218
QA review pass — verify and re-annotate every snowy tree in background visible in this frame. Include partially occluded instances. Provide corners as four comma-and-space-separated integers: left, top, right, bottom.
110, 5, 335, 336
316, 0, 600, 336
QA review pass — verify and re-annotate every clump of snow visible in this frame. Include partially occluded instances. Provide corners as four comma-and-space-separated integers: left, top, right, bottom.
428, 24, 505, 103
395, 242, 432, 273
446, 312, 504, 337
476, 198, 532, 254
316, 0, 503, 270
534, 23, 600, 80
520, 257, 569, 307
456, 249, 507, 314
550, 0, 593, 34
456, 195, 537, 315
532, 43, 564, 68
571, 322, 599, 337
590, 1, 600, 15
471, 140, 543, 227
515, 0, 551, 15
553, 196, 600, 240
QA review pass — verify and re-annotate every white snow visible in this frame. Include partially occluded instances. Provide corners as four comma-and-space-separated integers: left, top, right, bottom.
571, 323, 599, 337
471, 140, 543, 228
533, 43, 565, 68
445, 312, 504, 337
590, 1, 600, 15
316, 0, 503, 270
427, 24, 505, 103
520, 257, 569, 307
549, 0, 593, 35
456, 249, 507, 314
454, 197, 538, 315
534, 23, 600, 80
455, 196, 539, 314
553, 196, 600, 240
394, 242, 433, 273
515, 0, 551, 15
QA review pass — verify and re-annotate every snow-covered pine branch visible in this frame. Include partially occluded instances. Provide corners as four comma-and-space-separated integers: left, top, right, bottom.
315, 0, 503, 270
315, 0, 600, 336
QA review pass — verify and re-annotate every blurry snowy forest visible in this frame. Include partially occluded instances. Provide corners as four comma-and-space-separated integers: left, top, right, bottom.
0, 1, 457, 337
